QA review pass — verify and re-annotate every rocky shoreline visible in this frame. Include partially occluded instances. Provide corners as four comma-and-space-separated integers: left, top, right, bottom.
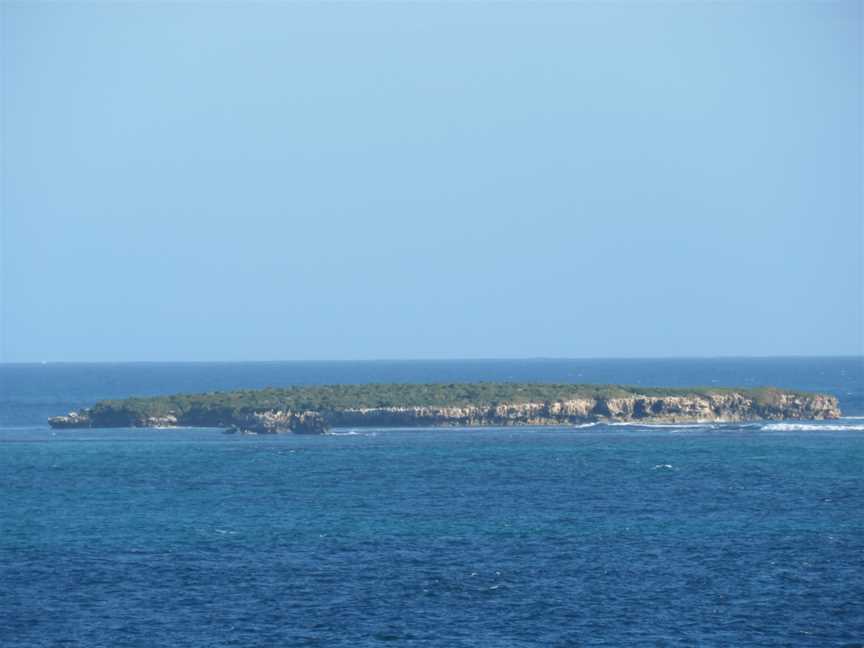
49, 387, 841, 434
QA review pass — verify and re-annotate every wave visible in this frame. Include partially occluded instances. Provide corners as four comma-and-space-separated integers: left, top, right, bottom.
607, 422, 716, 429
760, 423, 864, 432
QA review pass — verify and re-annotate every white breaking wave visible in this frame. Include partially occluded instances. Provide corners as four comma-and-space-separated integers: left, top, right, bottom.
760, 423, 864, 432
608, 422, 715, 429
328, 430, 378, 436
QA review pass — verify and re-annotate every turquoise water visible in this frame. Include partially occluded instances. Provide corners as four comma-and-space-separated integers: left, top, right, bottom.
2, 359, 863, 646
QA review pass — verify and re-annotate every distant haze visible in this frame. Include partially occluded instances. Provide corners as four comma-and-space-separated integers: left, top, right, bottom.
2, 2, 861, 361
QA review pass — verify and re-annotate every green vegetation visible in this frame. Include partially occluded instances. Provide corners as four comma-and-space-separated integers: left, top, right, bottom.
87, 383, 813, 420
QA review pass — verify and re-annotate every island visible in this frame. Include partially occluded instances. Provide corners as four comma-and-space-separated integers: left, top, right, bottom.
48, 383, 841, 434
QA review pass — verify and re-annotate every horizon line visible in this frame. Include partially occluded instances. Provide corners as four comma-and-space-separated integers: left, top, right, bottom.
1, 354, 862, 366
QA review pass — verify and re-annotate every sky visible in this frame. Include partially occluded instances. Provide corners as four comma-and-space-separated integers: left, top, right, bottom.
1, 1, 861, 362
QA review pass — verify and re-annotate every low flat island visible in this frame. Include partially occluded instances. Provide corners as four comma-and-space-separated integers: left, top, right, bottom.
49, 383, 841, 434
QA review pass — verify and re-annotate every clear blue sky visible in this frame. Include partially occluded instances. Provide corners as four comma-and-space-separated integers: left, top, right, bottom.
2, 1, 861, 362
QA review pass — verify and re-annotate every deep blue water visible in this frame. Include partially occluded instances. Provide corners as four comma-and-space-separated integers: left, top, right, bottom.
1, 358, 863, 646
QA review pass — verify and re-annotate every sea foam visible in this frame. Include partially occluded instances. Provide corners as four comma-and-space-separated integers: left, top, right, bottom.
760, 423, 864, 432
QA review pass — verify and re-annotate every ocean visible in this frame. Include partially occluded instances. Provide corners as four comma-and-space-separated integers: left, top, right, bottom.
1, 357, 863, 646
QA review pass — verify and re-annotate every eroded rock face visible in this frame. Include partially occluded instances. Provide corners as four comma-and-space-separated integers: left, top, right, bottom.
226, 410, 327, 435
145, 415, 179, 427
751, 393, 840, 420
328, 400, 599, 428
48, 411, 93, 428
324, 393, 840, 429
